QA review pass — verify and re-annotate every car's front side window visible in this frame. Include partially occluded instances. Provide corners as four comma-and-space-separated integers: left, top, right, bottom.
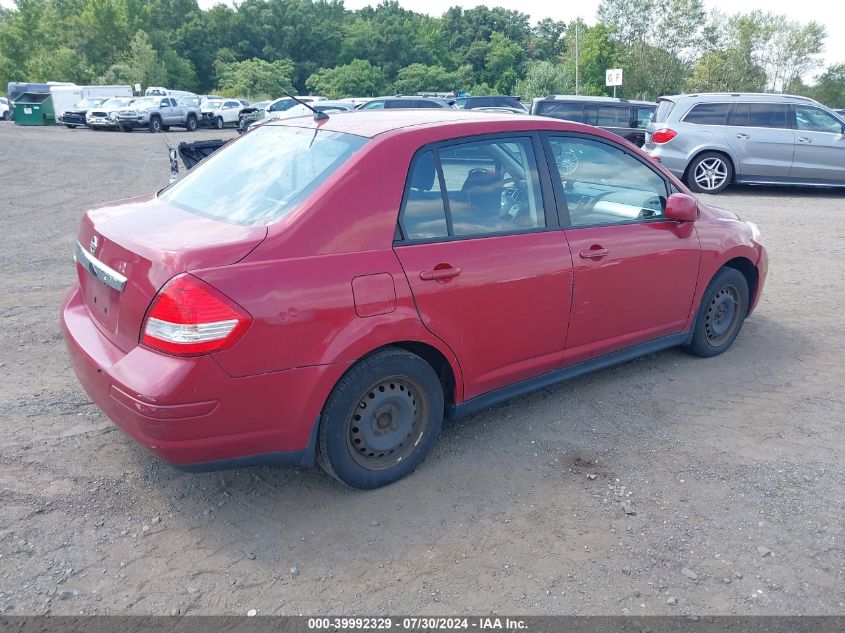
794, 106, 843, 134
400, 137, 546, 241
547, 136, 668, 227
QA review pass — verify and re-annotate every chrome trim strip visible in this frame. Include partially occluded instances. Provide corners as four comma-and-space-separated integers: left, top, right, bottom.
74, 241, 127, 292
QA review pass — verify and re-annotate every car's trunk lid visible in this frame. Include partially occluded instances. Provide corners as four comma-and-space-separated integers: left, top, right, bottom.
76, 193, 267, 353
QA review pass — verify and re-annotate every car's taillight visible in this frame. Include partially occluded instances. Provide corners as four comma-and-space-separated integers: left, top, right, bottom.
651, 129, 677, 144
142, 274, 251, 355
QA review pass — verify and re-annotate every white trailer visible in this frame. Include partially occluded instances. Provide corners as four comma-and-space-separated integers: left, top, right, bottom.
51, 84, 132, 120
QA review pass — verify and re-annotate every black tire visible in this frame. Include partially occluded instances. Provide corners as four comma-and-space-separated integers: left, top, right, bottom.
686, 267, 749, 358
317, 348, 444, 489
2, 111, 9, 121
214, 116, 224, 130
121, 125, 132, 132
65, 124, 77, 129
685, 151, 733, 194
186, 115, 198, 131
148, 116, 162, 133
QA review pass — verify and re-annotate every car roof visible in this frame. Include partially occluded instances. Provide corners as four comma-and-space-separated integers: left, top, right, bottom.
539, 95, 655, 107
660, 92, 819, 104
265, 109, 598, 139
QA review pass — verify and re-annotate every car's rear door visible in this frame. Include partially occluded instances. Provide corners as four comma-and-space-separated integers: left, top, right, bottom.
789, 104, 845, 184
725, 102, 794, 179
393, 134, 574, 400
544, 133, 701, 364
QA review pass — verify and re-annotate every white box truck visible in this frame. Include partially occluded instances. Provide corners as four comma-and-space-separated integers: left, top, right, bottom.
52, 85, 133, 122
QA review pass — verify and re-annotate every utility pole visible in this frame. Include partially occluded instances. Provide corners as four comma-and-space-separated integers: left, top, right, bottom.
575, 20, 580, 95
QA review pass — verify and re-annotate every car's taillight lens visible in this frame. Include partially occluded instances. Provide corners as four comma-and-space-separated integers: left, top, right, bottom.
142, 274, 251, 355
651, 129, 677, 144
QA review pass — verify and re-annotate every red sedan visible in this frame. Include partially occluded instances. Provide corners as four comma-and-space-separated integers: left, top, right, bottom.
62, 110, 767, 489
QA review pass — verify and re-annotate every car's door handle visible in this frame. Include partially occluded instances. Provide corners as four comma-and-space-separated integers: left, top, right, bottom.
798, 137, 812, 143
579, 247, 609, 260
736, 133, 750, 139
420, 266, 461, 281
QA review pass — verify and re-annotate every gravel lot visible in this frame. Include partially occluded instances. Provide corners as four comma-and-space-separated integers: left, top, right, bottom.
0, 123, 843, 617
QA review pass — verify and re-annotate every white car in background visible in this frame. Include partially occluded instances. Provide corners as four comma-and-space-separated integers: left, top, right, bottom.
201, 98, 244, 129
0, 97, 10, 120
271, 100, 355, 120
265, 95, 326, 115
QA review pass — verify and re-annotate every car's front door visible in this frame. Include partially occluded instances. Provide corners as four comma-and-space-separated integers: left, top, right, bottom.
394, 135, 573, 400
726, 102, 794, 180
545, 134, 701, 365
789, 104, 845, 184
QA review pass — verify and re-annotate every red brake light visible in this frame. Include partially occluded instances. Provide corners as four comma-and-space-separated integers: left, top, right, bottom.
651, 129, 677, 144
142, 274, 252, 355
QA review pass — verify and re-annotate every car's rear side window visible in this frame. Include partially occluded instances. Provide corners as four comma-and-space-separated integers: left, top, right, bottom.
683, 103, 731, 125
159, 126, 368, 226
536, 102, 585, 122
728, 103, 789, 129
401, 137, 546, 240
653, 99, 675, 124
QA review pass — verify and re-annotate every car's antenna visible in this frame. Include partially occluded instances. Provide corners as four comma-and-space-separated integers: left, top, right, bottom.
283, 92, 328, 121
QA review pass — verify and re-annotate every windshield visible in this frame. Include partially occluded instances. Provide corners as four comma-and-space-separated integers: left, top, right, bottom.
178, 96, 200, 106
132, 97, 159, 109
101, 98, 132, 108
74, 98, 105, 109
160, 125, 368, 226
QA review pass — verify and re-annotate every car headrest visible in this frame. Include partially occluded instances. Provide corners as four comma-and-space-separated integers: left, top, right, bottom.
410, 152, 436, 191
461, 168, 501, 216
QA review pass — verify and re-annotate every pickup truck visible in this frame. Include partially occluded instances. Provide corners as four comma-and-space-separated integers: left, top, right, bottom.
117, 96, 200, 132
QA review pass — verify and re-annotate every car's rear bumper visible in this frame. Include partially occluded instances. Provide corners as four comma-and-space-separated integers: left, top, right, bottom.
646, 146, 687, 178
61, 286, 348, 468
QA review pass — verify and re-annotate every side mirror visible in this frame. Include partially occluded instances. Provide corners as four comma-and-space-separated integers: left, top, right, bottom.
665, 193, 697, 222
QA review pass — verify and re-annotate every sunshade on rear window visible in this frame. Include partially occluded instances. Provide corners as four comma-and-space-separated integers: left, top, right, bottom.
160, 125, 368, 226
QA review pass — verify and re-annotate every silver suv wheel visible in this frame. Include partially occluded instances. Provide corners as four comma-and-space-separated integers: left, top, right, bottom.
686, 152, 733, 194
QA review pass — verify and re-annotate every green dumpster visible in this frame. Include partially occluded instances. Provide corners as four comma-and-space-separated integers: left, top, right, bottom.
13, 92, 55, 125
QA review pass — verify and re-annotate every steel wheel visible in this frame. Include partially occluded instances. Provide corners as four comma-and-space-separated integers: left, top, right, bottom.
704, 284, 740, 346
347, 376, 428, 470
686, 267, 749, 358
317, 348, 444, 489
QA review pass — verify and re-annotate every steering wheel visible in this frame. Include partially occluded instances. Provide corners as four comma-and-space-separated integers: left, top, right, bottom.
553, 147, 579, 177
500, 177, 528, 221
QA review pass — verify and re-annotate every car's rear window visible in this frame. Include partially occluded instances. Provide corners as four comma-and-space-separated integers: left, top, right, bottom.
653, 99, 675, 124
159, 125, 368, 226
536, 102, 585, 122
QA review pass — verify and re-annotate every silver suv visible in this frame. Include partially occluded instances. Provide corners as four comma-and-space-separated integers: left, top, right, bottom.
645, 93, 845, 193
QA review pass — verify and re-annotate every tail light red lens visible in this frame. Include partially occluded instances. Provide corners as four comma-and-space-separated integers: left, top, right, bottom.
651, 129, 677, 144
142, 274, 252, 355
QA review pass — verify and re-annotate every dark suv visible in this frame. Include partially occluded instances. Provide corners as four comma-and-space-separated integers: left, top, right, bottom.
357, 96, 455, 110
531, 95, 656, 146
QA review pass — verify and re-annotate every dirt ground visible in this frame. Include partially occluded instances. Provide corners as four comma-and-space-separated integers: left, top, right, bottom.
0, 123, 843, 617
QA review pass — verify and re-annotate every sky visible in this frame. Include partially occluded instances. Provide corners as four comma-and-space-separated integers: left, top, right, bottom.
195, 0, 845, 74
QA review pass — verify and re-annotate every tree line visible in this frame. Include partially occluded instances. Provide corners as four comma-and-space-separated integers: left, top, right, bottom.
0, 0, 842, 107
